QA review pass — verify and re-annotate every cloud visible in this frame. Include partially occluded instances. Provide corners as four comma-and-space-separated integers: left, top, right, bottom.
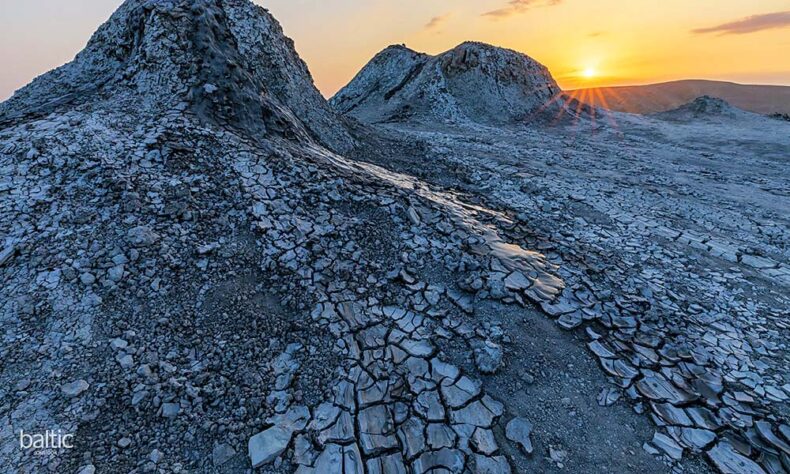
693, 11, 790, 35
424, 14, 450, 31
483, 0, 561, 19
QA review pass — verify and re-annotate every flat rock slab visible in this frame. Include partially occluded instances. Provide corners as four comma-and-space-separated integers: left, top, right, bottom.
506, 417, 534, 454
249, 426, 292, 468
707, 441, 767, 474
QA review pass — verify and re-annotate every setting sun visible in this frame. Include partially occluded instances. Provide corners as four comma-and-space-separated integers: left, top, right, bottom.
582, 67, 597, 79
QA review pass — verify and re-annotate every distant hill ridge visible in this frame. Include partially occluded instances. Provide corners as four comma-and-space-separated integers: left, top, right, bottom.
567, 79, 790, 116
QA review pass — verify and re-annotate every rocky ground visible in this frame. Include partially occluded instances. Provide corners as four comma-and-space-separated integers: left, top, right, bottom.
1, 1, 788, 474
346, 99, 790, 473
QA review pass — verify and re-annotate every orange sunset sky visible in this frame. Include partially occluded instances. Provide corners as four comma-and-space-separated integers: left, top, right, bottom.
1, 0, 789, 99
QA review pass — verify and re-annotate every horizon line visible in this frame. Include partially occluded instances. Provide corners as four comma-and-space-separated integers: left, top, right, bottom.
557, 78, 790, 92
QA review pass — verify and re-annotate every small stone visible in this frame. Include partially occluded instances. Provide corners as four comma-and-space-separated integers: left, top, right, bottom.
550, 447, 568, 465
127, 225, 159, 247
61, 379, 89, 398
77, 465, 96, 474
108, 264, 125, 282
149, 449, 164, 463
162, 402, 180, 418
110, 338, 129, 350
80, 273, 96, 285
519, 372, 535, 385
118, 437, 132, 448
37, 269, 61, 289
137, 364, 153, 378
117, 354, 134, 369
197, 243, 220, 255
506, 417, 534, 454
474, 340, 504, 374
212, 443, 236, 466
131, 391, 148, 406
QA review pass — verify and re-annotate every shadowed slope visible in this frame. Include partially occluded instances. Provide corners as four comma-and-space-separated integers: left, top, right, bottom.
0, 0, 353, 152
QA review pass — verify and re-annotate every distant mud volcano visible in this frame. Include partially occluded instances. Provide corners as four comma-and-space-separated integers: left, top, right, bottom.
654, 96, 756, 122
330, 42, 563, 125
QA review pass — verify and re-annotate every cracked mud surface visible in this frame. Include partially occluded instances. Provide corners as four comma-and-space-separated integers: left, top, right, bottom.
346, 107, 789, 473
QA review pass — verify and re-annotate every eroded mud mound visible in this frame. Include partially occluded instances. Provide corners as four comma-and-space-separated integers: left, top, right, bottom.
654, 96, 757, 122
330, 42, 563, 125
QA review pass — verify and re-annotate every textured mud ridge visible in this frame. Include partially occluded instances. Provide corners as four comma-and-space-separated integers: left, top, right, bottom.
0, 0, 352, 154
330, 42, 564, 126
1, 1, 789, 473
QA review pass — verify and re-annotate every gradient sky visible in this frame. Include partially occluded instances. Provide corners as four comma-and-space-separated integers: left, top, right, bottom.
1, 0, 789, 100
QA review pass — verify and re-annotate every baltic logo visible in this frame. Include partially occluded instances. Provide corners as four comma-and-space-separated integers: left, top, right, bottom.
19, 430, 74, 455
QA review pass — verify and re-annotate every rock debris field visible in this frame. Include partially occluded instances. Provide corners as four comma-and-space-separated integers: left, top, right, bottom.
0, 1, 788, 473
